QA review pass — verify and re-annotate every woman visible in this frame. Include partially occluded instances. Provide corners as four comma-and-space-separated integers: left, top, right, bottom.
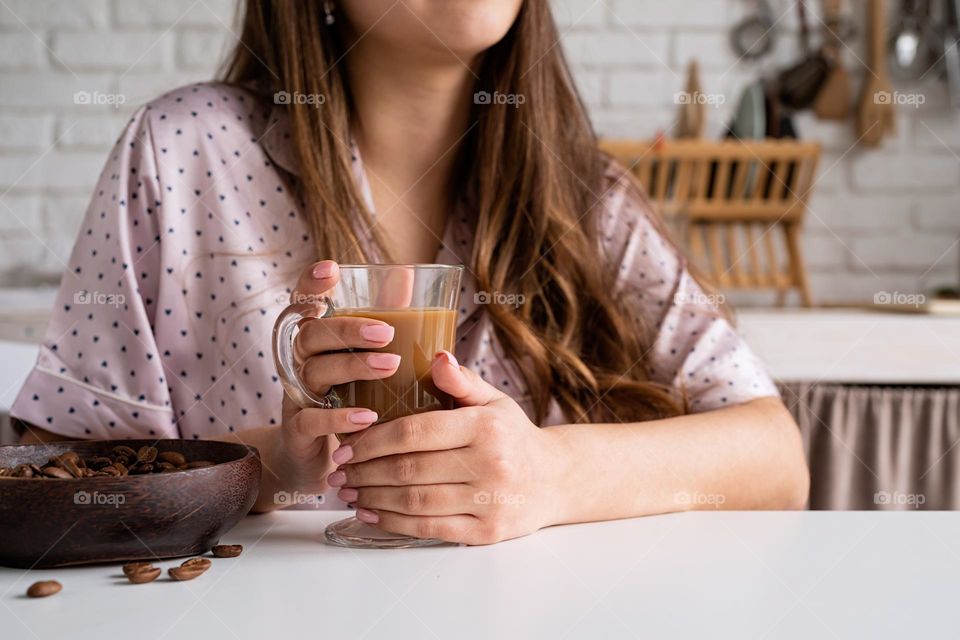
13, 0, 808, 543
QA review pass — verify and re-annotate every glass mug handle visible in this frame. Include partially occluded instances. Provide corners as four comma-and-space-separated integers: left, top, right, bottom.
271, 299, 341, 409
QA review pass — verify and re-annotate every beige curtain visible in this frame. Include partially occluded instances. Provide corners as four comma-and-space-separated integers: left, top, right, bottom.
780, 383, 960, 510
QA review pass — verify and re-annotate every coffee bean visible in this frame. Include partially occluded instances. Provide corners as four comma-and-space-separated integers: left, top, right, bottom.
181, 557, 212, 570
41, 466, 73, 479
126, 565, 161, 584
53, 452, 80, 467
112, 445, 137, 459
122, 561, 152, 577
88, 456, 113, 469
11, 447, 214, 480
168, 557, 211, 581
157, 451, 186, 467
54, 455, 83, 478
211, 544, 243, 558
26, 580, 61, 598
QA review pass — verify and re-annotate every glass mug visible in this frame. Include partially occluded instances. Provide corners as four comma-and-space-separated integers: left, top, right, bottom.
272, 264, 464, 548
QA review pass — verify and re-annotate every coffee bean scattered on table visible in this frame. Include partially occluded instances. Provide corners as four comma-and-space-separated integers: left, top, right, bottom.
23, 548, 239, 595
26, 580, 62, 598
122, 561, 151, 576
0, 446, 214, 479
168, 557, 212, 581
123, 563, 162, 584
211, 544, 243, 558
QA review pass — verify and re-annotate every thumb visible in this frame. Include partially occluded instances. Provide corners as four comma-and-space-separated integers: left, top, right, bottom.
431, 350, 506, 407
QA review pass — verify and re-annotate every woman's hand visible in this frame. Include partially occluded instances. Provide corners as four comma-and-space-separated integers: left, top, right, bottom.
328, 350, 561, 544
256, 260, 395, 511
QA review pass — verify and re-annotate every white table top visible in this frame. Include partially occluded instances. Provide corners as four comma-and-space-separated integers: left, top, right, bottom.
2, 510, 958, 639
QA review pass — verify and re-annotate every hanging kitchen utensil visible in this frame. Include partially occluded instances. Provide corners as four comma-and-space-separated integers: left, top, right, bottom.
722, 82, 766, 197
759, 84, 799, 201
729, 82, 767, 141
778, 0, 830, 109
731, 0, 778, 60
941, 0, 960, 107
677, 59, 707, 139
815, 0, 853, 119
766, 82, 798, 139
858, 0, 896, 146
889, 0, 935, 79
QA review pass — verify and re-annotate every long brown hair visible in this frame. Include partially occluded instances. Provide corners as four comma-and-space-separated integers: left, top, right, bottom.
222, 0, 683, 424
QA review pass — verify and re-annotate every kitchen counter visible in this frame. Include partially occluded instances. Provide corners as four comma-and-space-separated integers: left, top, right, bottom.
0, 341, 42, 413
2, 510, 959, 639
738, 308, 960, 384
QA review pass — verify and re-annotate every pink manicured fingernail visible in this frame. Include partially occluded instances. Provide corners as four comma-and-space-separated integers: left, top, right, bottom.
327, 470, 346, 487
436, 350, 458, 368
348, 410, 378, 424
360, 324, 394, 343
312, 261, 335, 279
331, 445, 353, 465
367, 353, 401, 370
356, 508, 379, 524
338, 488, 358, 502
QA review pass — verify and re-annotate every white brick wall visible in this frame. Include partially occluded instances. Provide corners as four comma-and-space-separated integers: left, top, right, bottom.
0, 0, 957, 303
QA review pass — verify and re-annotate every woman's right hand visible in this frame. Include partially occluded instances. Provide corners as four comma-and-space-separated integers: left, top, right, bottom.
257, 260, 399, 511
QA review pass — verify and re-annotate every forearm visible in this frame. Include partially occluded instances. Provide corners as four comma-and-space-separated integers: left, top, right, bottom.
18, 423, 73, 443
541, 397, 809, 526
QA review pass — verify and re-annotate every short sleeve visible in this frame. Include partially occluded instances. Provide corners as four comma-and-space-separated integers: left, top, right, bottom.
10, 106, 178, 439
600, 173, 780, 413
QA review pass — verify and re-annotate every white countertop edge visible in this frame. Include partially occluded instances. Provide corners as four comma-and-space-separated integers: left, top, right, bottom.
737, 309, 960, 384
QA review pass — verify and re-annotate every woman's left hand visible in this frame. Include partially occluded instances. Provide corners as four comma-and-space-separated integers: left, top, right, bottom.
327, 350, 560, 545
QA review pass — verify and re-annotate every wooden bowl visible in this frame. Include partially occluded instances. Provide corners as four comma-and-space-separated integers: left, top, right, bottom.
0, 439, 260, 568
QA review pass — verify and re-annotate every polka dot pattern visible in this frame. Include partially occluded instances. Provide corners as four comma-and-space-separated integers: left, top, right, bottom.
596, 176, 780, 416
11, 83, 316, 439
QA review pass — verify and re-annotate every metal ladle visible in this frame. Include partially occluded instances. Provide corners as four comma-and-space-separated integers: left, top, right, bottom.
731, 0, 777, 60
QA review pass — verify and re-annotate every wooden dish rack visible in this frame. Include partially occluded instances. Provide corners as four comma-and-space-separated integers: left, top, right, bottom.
601, 139, 822, 307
